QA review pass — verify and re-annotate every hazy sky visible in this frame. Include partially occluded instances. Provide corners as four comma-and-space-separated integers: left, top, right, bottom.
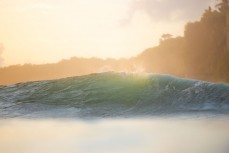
0, 43, 4, 66
0, 0, 214, 66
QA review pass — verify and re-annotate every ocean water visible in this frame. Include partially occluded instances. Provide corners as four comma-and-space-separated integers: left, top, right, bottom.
0, 72, 229, 118
0, 72, 229, 153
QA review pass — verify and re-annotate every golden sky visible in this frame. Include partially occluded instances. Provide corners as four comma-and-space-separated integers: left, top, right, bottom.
0, 0, 214, 66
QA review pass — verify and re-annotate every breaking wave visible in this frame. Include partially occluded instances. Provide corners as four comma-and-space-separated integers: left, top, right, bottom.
0, 72, 229, 118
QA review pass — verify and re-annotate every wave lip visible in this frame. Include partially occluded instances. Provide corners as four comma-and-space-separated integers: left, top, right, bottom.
0, 72, 229, 118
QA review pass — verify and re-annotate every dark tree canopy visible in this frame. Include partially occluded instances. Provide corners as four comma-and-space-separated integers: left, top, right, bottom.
216, 0, 229, 13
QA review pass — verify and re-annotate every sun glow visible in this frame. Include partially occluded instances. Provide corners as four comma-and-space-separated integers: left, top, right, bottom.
0, 0, 209, 66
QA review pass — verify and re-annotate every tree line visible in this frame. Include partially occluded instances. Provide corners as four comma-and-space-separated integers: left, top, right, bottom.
137, 0, 229, 82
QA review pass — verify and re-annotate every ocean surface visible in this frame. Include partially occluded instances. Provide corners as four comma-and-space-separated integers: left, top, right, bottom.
1, 73, 229, 153
0, 72, 229, 118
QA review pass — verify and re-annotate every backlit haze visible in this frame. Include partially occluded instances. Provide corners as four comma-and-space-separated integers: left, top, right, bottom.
0, 0, 214, 66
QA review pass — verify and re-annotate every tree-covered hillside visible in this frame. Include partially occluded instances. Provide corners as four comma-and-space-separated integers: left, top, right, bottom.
137, 0, 229, 82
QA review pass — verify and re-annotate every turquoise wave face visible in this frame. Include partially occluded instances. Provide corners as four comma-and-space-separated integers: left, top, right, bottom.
0, 72, 229, 118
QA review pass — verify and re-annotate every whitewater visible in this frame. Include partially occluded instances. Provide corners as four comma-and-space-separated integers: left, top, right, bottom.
0, 72, 229, 118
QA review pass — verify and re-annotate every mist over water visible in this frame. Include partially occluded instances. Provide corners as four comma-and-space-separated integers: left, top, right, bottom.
1, 118, 229, 153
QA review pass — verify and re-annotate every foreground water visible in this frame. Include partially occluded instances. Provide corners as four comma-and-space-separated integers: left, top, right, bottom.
1, 118, 229, 153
